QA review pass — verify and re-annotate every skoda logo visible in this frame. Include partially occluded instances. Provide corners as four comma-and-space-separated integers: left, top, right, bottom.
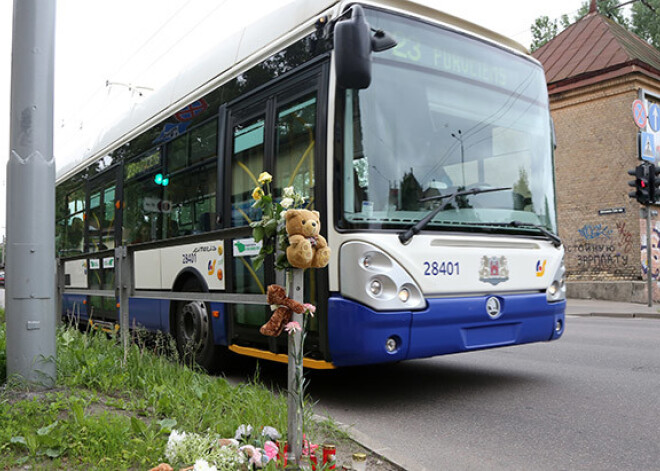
486, 297, 502, 319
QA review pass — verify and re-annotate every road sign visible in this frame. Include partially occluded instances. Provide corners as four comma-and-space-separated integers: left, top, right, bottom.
633, 99, 647, 128
641, 132, 656, 162
649, 103, 660, 132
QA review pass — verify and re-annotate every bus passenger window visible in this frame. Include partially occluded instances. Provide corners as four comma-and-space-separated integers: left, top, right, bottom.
274, 95, 317, 204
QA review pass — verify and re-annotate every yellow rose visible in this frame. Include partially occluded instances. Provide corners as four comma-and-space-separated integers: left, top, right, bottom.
258, 172, 273, 184
252, 186, 264, 201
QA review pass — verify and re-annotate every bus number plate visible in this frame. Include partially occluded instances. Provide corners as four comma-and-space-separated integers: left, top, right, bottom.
182, 253, 197, 265
423, 261, 459, 276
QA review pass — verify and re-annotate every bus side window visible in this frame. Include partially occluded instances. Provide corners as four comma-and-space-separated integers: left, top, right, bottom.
274, 94, 317, 204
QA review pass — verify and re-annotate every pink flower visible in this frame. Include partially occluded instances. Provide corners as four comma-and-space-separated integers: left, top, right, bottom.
302, 303, 316, 316
264, 440, 278, 460
302, 436, 319, 456
284, 321, 301, 335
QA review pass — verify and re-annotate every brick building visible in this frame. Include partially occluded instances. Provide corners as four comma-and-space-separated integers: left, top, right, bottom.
532, 2, 660, 302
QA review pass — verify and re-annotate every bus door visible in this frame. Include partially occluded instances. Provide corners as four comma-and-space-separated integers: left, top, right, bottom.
223, 64, 328, 357
86, 167, 121, 325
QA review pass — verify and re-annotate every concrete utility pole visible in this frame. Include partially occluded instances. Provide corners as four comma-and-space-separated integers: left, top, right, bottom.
6, 0, 57, 386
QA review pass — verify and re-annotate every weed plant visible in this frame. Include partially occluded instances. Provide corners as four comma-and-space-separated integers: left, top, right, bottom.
0, 313, 308, 470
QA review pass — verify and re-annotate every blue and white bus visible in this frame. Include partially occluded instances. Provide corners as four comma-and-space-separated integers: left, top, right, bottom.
57, 0, 565, 372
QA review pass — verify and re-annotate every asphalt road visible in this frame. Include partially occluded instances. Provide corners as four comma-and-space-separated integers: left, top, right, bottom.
304, 316, 660, 471
237, 315, 660, 471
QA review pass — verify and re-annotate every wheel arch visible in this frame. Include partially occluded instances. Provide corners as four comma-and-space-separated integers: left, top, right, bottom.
169, 267, 209, 329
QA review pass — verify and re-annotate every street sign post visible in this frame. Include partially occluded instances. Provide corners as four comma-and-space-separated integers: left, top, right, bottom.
633, 99, 647, 129
649, 103, 660, 133
640, 132, 656, 162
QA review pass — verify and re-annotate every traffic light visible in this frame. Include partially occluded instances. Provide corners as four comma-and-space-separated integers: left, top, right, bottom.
651, 164, 660, 204
628, 163, 657, 205
154, 173, 169, 186
628, 164, 650, 204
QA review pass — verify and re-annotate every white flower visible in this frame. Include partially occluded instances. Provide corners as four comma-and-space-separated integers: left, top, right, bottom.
165, 430, 187, 462
193, 458, 217, 471
234, 424, 254, 441
280, 197, 294, 209
283, 186, 295, 197
261, 426, 281, 441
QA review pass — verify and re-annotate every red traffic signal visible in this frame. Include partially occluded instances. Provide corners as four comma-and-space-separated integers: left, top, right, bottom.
628, 163, 659, 205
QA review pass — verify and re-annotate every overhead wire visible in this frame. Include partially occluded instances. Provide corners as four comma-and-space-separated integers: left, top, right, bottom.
131, 0, 232, 86
58, 0, 213, 132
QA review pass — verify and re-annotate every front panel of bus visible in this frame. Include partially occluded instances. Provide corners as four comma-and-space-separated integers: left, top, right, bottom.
326, 6, 565, 366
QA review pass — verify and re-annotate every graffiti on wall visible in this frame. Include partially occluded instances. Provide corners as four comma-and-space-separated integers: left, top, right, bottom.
640, 224, 660, 281
566, 222, 631, 269
577, 223, 613, 240
564, 220, 636, 275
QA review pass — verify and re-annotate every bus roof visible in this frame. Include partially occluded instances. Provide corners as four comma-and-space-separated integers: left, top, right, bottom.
56, 0, 528, 182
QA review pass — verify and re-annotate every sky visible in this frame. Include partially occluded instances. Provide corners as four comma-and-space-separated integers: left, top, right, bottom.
0, 0, 603, 235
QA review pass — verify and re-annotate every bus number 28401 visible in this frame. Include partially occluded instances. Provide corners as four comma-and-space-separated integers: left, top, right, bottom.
423, 261, 460, 276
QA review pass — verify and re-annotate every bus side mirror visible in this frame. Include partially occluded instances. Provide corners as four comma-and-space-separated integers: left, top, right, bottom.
334, 5, 374, 89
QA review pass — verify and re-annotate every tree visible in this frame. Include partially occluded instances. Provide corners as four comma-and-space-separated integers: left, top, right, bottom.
530, 13, 571, 51
530, 16, 558, 52
530, 0, 629, 51
632, 0, 660, 48
576, 0, 629, 26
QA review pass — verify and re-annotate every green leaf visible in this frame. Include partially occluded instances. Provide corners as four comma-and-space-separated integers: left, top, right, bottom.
253, 255, 264, 272
264, 218, 278, 234
37, 420, 59, 436
253, 226, 265, 242
44, 448, 62, 458
130, 416, 147, 437
157, 418, 177, 433
10, 436, 27, 446
70, 401, 85, 424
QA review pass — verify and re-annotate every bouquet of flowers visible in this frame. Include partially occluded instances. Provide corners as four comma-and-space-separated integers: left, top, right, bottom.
249, 172, 306, 271
159, 424, 283, 470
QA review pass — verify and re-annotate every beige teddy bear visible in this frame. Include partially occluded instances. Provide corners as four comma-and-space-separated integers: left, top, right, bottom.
285, 209, 331, 269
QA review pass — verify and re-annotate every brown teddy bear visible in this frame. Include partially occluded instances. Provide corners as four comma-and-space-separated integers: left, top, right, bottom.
285, 209, 331, 269
260, 284, 305, 337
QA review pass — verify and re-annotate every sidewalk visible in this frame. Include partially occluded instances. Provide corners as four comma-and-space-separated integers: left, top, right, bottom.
567, 298, 660, 319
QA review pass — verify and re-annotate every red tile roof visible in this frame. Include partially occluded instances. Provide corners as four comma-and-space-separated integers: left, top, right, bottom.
532, 11, 660, 90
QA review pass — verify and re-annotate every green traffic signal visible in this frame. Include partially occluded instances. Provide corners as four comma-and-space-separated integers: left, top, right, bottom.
154, 173, 169, 187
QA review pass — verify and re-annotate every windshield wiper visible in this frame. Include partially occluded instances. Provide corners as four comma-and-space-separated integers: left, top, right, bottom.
398, 186, 511, 244
485, 221, 562, 247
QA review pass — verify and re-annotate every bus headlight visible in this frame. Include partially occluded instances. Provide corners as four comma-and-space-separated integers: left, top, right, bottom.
370, 280, 383, 295
546, 256, 566, 302
340, 241, 426, 311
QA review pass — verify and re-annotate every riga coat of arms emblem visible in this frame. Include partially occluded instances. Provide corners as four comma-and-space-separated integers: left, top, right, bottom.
479, 256, 509, 285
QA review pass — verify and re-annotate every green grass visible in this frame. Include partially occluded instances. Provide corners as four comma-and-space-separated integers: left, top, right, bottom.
0, 308, 334, 470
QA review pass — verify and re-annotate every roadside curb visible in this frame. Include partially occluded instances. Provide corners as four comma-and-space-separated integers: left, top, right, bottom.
567, 299, 660, 320
569, 312, 660, 319
320, 415, 427, 471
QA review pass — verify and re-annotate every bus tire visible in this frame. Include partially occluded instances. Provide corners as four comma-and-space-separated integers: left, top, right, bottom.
174, 278, 226, 373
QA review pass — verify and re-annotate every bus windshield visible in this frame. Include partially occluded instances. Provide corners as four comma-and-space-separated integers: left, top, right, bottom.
339, 8, 557, 234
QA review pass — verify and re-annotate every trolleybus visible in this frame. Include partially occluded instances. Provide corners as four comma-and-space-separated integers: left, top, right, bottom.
57, 0, 566, 371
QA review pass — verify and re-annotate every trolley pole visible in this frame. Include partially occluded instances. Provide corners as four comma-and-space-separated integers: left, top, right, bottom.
5, 0, 57, 386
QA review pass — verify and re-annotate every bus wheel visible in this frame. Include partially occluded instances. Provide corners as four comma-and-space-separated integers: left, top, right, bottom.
174, 279, 224, 373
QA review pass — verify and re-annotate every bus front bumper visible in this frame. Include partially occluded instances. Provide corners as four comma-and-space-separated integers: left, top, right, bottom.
327, 293, 565, 367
